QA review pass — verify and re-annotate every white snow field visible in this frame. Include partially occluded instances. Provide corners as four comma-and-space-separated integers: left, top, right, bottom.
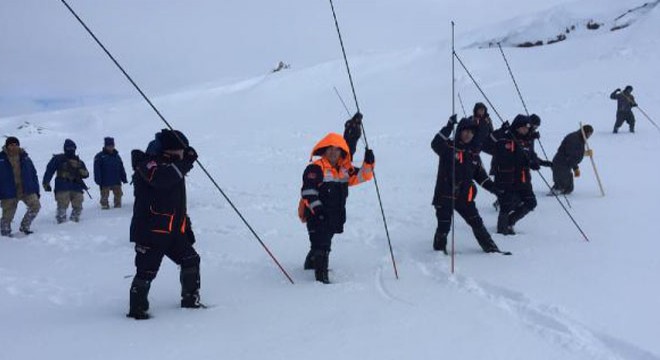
1, 0, 660, 359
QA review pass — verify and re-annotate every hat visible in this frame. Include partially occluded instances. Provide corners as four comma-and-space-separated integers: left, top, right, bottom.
624, 85, 633, 93
582, 124, 594, 134
159, 129, 189, 151
5, 136, 19, 147
104, 137, 115, 147
63, 139, 77, 152
473, 102, 487, 116
457, 117, 478, 133
529, 114, 541, 127
511, 114, 531, 130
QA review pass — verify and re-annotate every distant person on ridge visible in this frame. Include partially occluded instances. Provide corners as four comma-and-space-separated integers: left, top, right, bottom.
298, 112, 375, 284
550, 125, 594, 195
610, 86, 637, 133
127, 129, 202, 320
94, 137, 128, 209
0, 137, 41, 237
431, 115, 509, 255
43, 139, 89, 223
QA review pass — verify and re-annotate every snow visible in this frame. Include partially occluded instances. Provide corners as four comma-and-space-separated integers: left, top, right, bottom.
1, 0, 660, 359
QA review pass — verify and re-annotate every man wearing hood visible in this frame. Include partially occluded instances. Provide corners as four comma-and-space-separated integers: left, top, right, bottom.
469, 102, 494, 152
127, 129, 201, 319
488, 115, 540, 235
610, 85, 637, 133
298, 112, 375, 284
0, 137, 41, 236
431, 115, 508, 255
94, 137, 128, 209
43, 139, 90, 223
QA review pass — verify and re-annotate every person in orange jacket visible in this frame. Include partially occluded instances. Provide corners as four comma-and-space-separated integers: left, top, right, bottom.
298, 113, 374, 284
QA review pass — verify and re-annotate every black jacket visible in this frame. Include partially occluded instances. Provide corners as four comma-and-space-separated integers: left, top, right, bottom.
488, 124, 540, 188
431, 121, 497, 206
610, 90, 637, 113
130, 150, 195, 244
552, 130, 586, 170
469, 114, 494, 152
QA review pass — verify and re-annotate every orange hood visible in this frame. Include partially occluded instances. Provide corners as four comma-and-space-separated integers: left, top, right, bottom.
310, 133, 351, 162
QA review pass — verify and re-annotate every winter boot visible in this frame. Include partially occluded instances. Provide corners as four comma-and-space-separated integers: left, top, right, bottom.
474, 228, 500, 254
180, 266, 201, 308
314, 250, 330, 284
1, 220, 11, 237
127, 278, 151, 320
70, 208, 82, 223
19, 208, 38, 235
433, 230, 448, 255
497, 213, 515, 235
101, 204, 110, 210
56, 208, 67, 224
303, 250, 316, 270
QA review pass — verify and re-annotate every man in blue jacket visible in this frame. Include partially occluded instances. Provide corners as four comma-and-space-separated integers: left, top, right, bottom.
0, 137, 41, 236
94, 137, 127, 209
43, 139, 90, 223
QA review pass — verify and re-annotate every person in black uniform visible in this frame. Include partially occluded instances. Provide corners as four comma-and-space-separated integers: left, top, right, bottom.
127, 129, 201, 320
431, 115, 508, 255
550, 125, 594, 195
488, 115, 540, 235
610, 86, 637, 133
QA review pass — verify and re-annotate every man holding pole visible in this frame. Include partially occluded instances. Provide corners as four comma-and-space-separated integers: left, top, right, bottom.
550, 125, 594, 195
610, 86, 637, 133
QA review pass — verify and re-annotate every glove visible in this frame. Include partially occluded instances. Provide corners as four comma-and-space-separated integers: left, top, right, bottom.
585, 149, 593, 157
312, 206, 326, 221
184, 147, 198, 163
351, 112, 363, 124
364, 149, 375, 165
530, 161, 541, 171
448, 114, 458, 126
615, 88, 621, 92
531, 131, 541, 139
573, 168, 581, 178
43, 183, 52, 192
501, 121, 511, 131
539, 160, 553, 167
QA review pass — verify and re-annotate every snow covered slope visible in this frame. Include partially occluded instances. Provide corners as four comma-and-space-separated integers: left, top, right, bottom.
1, 1, 660, 359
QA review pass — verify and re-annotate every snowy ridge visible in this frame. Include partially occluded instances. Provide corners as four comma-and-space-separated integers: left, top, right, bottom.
464, 0, 660, 48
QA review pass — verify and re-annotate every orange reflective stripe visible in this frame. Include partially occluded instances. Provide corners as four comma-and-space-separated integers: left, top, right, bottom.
510, 140, 515, 152
180, 216, 187, 234
467, 186, 474, 202
458, 151, 464, 164
521, 169, 527, 183
150, 207, 174, 233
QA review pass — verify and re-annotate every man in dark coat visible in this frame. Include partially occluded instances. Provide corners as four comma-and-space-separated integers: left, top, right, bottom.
469, 102, 494, 152
94, 137, 128, 209
298, 113, 375, 284
127, 129, 201, 320
610, 86, 637, 133
43, 139, 89, 223
0, 137, 41, 236
550, 125, 594, 195
488, 115, 540, 235
431, 115, 507, 255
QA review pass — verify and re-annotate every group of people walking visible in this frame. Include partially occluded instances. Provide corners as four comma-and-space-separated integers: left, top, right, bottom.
0, 136, 127, 236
